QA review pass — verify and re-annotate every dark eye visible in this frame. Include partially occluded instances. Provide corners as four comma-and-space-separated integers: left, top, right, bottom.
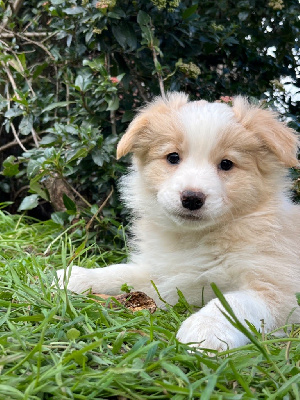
219, 159, 234, 171
167, 152, 180, 165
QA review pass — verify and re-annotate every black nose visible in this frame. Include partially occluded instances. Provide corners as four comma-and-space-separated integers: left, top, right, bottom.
181, 190, 206, 211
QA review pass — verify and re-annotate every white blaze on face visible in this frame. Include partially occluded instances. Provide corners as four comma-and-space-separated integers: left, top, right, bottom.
156, 102, 236, 225
178, 101, 235, 160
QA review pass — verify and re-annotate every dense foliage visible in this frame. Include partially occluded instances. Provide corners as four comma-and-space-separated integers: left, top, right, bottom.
0, 0, 299, 240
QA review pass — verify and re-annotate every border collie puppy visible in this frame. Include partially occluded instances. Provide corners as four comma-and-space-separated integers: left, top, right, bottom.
57, 93, 300, 350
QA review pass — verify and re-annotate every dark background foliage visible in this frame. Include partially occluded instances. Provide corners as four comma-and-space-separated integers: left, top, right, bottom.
0, 0, 299, 245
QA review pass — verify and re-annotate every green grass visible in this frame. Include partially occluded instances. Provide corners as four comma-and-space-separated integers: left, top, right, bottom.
0, 209, 299, 399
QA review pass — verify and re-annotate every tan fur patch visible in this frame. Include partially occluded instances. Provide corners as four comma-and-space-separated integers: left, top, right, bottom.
117, 93, 188, 160
233, 97, 299, 168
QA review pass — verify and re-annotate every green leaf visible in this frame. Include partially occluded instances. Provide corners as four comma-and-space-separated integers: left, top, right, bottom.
4, 108, 23, 118
0, 94, 8, 111
27, 159, 42, 179
137, 10, 151, 26
112, 24, 137, 50
91, 148, 104, 166
18, 194, 39, 211
106, 96, 119, 111
67, 328, 80, 340
64, 6, 85, 14
2, 156, 19, 177
65, 148, 88, 163
0, 386, 24, 400
32, 62, 48, 80
19, 115, 33, 136
51, 211, 68, 225
63, 193, 77, 213
42, 101, 75, 113
17, 53, 26, 69
182, 4, 198, 19
29, 181, 49, 201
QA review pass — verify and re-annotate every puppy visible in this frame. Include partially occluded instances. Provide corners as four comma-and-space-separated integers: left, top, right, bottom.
57, 93, 300, 351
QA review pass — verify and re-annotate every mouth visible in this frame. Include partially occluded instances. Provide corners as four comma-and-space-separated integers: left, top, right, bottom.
172, 212, 203, 222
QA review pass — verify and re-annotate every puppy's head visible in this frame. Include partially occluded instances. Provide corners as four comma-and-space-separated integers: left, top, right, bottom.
118, 93, 299, 229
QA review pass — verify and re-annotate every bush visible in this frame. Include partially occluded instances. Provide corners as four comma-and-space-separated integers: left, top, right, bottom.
0, 0, 299, 243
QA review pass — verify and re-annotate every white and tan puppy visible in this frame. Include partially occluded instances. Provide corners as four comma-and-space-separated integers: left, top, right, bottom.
57, 93, 300, 350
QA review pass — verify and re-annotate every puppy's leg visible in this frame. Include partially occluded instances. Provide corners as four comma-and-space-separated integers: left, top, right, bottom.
177, 290, 275, 351
55, 264, 152, 296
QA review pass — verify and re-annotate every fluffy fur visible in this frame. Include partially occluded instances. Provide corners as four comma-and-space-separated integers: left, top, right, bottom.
57, 93, 300, 351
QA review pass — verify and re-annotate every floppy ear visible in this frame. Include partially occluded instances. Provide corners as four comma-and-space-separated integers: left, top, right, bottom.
116, 113, 148, 160
233, 97, 299, 168
116, 92, 189, 160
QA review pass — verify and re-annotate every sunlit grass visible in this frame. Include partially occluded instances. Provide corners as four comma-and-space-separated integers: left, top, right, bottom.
0, 209, 299, 399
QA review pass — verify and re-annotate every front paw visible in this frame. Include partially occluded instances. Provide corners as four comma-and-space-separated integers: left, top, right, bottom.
176, 313, 246, 351
54, 265, 95, 294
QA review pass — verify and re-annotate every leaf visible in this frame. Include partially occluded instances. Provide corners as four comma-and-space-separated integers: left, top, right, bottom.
112, 25, 127, 49
32, 62, 48, 80
17, 53, 26, 69
4, 108, 23, 118
51, 211, 68, 225
29, 181, 49, 201
0, 386, 24, 400
67, 328, 80, 340
42, 101, 75, 113
67, 34, 73, 47
2, 156, 19, 177
19, 115, 33, 136
112, 23, 137, 50
182, 4, 198, 20
106, 96, 119, 111
63, 193, 77, 213
39, 135, 57, 146
137, 10, 151, 26
0, 94, 8, 111
91, 148, 104, 166
64, 6, 85, 14
27, 159, 42, 179
75, 75, 84, 91
238, 11, 249, 21
65, 148, 88, 163
18, 194, 39, 211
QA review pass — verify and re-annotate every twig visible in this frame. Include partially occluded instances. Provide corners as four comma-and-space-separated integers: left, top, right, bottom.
1, 60, 20, 99
106, 53, 117, 134
85, 187, 114, 232
80, 91, 95, 115
0, 32, 48, 38
66, 80, 70, 124
12, 0, 24, 14
151, 45, 165, 99
31, 127, 40, 148
110, 110, 117, 136
10, 122, 27, 152
0, 135, 36, 153
2, 27, 55, 61
5, 86, 27, 152
1, 57, 39, 148
54, 66, 59, 119
0, 40, 36, 97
